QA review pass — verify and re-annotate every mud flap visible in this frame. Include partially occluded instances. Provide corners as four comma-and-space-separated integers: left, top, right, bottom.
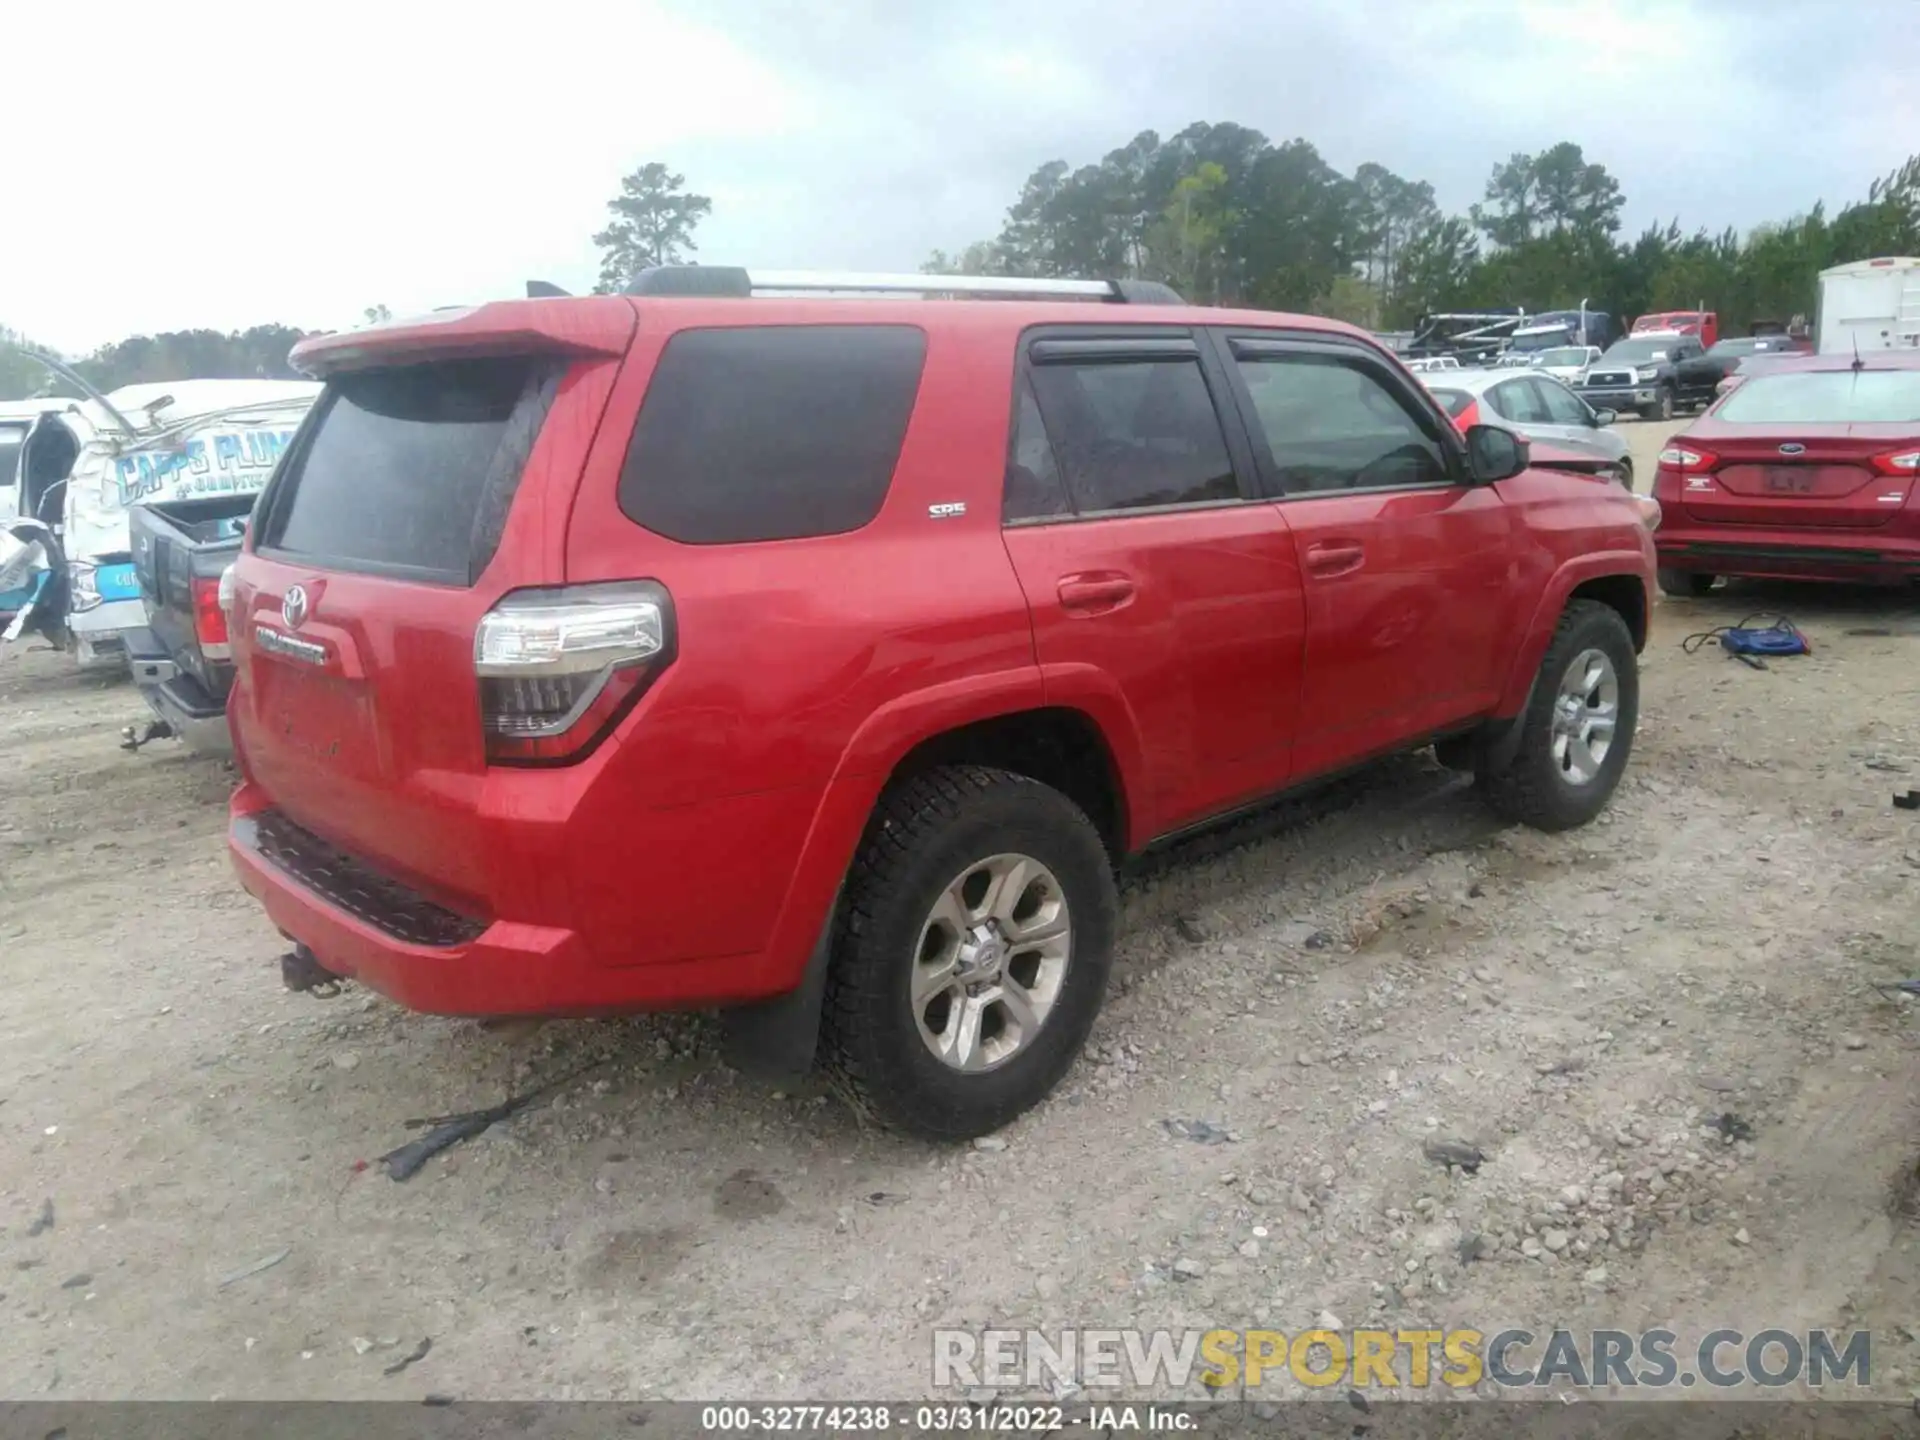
720, 884, 843, 1080
1474, 673, 1538, 778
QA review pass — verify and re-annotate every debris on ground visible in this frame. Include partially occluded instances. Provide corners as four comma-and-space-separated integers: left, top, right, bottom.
1173, 914, 1208, 944
382, 1337, 432, 1377
1163, 1118, 1235, 1144
61, 1272, 92, 1289
1895, 791, 1920, 812
26, 1198, 53, 1237
217, 1249, 290, 1289
378, 1062, 605, 1182
1714, 1113, 1755, 1144
1422, 1138, 1485, 1174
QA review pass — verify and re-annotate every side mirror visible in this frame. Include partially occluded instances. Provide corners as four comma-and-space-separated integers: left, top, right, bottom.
1465, 424, 1529, 484
1591, 408, 1616, 427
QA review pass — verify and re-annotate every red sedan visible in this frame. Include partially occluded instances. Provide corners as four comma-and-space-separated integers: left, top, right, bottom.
1653, 352, 1920, 593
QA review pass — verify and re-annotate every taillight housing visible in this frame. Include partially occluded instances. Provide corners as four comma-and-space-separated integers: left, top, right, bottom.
1657, 445, 1717, 473
474, 580, 674, 766
192, 572, 230, 660
1871, 449, 1920, 477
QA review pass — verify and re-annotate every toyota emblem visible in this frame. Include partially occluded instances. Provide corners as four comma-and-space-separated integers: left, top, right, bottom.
282, 585, 310, 629
1778, 442, 1806, 456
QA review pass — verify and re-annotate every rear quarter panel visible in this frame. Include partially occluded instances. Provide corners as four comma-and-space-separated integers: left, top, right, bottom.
556, 303, 1045, 984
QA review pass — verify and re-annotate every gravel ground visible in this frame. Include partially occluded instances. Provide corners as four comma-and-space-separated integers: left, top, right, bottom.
5, 416, 1920, 1402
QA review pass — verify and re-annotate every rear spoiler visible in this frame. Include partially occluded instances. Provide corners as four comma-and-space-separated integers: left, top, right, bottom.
290, 296, 633, 377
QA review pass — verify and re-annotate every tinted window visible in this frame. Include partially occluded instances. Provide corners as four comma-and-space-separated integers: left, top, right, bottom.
619, 326, 926, 545
263, 357, 553, 583
1003, 379, 1072, 522
1238, 354, 1449, 493
1716, 370, 1920, 424
1029, 359, 1237, 512
1534, 378, 1592, 426
1429, 388, 1475, 418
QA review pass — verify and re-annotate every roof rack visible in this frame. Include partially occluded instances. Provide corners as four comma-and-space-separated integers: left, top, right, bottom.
626, 265, 1183, 305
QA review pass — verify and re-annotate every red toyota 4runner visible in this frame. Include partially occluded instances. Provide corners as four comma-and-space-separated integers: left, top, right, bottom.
225, 267, 1658, 1138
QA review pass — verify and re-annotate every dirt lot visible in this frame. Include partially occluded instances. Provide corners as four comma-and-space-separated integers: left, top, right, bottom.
5, 416, 1920, 1403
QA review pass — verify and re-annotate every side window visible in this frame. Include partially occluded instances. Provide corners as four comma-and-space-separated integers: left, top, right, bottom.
1003, 379, 1072, 523
1028, 359, 1238, 513
1235, 352, 1451, 494
1492, 380, 1549, 425
618, 325, 927, 545
1535, 378, 1591, 426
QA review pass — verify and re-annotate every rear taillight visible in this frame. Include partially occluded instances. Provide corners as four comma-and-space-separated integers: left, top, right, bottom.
1871, 449, 1920, 477
474, 581, 673, 765
1657, 445, 1717, 473
192, 573, 230, 660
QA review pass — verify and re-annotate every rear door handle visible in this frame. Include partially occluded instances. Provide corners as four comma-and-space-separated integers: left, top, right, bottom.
1057, 572, 1136, 614
1304, 541, 1365, 577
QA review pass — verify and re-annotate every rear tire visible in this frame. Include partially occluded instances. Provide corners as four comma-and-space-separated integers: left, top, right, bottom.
1478, 600, 1638, 833
821, 765, 1116, 1140
1657, 568, 1716, 598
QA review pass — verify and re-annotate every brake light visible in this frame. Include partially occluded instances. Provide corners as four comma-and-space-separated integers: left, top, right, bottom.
191, 573, 230, 660
1657, 445, 1717, 473
1870, 449, 1920, 476
474, 580, 674, 765
1452, 400, 1480, 431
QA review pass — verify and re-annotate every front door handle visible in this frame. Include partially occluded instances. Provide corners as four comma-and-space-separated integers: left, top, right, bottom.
1058, 572, 1136, 614
1304, 541, 1365, 577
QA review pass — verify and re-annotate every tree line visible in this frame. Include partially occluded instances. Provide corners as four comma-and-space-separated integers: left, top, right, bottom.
927, 129, 1920, 334
7, 138, 1916, 403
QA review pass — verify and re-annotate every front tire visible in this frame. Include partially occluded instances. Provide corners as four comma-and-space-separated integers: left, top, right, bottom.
1658, 568, 1716, 598
1643, 386, 1674, 422
1477, 600, 1638, 832
821, 765, 1116, 1140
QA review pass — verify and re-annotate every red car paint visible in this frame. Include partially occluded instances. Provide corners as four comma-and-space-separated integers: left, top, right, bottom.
226, 294, 1654, 1017
1634, 311, 1721, 347
1654, 352, 1920, 585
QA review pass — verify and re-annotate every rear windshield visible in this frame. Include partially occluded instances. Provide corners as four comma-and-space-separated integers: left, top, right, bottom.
258, 357, 558, 583
1428, 388, 1475, 418
1715, 370, 1920, 424
618, 325, 926, 545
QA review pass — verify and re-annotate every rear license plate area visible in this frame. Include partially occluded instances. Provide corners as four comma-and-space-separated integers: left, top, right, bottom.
1764, 466, 1815, 495
256, 658, 385, 778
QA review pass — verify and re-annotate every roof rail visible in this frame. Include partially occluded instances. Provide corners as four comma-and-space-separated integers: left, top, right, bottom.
625, 265, 1184, 305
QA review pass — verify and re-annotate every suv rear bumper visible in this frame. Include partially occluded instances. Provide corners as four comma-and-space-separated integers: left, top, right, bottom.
227, 796, 792, 1015
1657, 526, 1920, 584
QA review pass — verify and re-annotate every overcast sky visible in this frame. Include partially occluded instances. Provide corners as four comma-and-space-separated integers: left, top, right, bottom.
4, 0, 1913, 353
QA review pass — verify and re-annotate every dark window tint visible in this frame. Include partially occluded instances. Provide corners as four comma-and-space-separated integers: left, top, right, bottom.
1028, 359, 1237, 513
262, 357, 554, 583
1429, 388, 1475, 419
1004, 379, 1072, 522
1236, 353, 1449, 493
619, 326, 925, 544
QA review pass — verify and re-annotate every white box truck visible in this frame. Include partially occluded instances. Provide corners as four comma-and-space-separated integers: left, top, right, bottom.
1815, 256, 1920, 354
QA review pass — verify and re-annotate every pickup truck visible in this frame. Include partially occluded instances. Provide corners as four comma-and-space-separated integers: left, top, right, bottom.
1578, 334, 1721, 420
125, 495, 251, 752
